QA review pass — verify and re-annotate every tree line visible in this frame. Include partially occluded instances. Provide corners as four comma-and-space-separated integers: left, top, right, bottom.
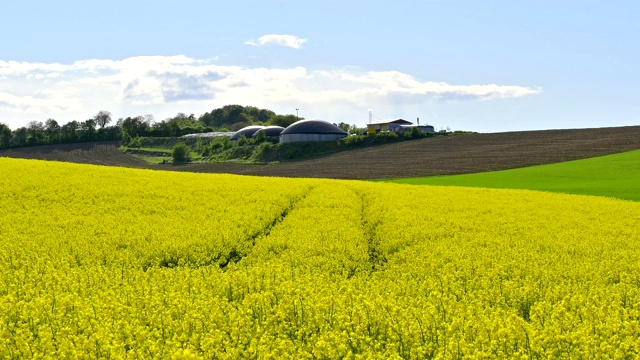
0, 105, 303, 150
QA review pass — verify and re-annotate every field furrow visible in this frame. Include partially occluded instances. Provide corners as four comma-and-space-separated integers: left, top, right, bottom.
219, 186, 315, 270
242, 183, 370, 278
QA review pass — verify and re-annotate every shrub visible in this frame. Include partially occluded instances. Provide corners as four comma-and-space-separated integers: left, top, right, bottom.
210, 142, 222, 153
121, 133, 132, 146
172, 142, 192, 163
237, 135, 255, 146
250, 142, 277, 162
128, 136, 143, 148
222, 137, 233, 150
254, 130, 267, 144
196, 137, 204, 152
374, 131, 398, 143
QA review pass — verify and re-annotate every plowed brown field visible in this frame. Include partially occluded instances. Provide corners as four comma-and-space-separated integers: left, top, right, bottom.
2, 126, 640, 179
0, 142, 149, 168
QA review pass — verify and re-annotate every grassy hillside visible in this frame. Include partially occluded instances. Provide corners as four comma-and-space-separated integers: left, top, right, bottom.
3, 126, 640, 179
121, 131, 440, 165
387, 149, 640, 202
2, 157, 640, 358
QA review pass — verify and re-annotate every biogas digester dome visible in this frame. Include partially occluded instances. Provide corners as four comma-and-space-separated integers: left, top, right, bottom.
252, 126, 285, 138
279, 120, 348, 144
230, 126, 265, 141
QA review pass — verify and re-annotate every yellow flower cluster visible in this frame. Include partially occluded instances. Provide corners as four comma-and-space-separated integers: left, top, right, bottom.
1, 157, 639, 358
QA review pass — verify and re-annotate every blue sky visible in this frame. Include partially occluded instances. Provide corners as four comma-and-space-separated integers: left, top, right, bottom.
1, 0, 638, 132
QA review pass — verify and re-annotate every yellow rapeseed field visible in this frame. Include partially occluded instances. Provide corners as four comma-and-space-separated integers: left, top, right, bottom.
1, 157, 639, 359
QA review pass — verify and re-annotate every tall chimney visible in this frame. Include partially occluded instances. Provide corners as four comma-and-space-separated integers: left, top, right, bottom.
417, 117, 420, 125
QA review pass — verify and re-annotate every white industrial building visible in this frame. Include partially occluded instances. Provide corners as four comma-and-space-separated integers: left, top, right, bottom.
230, 126, 265, 142
366, 119, 413, 134
279, 120, 348, 143
252, 126, 285, 139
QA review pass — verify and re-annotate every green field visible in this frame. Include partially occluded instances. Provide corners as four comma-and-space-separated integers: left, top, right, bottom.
386, 149, 640, 202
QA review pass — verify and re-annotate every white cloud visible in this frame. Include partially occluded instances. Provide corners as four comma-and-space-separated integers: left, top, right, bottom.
0, 55, 540, 129
246, 34, 308, 49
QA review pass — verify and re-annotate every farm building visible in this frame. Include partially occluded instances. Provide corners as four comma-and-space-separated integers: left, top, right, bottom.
230, 126, 265, 142
280, 120, 348, 144
252, 126, 285, 139
395, 125, 435, 133
367, 119, 413, 135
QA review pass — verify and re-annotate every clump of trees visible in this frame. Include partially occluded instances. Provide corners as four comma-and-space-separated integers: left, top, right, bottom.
0, 111, 120, 149
171, 142, 192, 163
198, 105, 300, 130
336, 122, 364, 135
0, 105, 303, 150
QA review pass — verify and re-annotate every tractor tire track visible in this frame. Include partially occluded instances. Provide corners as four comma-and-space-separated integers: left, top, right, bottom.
218, 186, 314, 270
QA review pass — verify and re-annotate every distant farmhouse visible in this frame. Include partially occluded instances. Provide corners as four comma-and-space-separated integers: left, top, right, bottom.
366, 119, 412, 134
367, 119, 435, 135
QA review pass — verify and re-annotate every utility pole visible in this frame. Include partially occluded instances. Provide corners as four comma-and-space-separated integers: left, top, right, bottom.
296, 108, 299, 121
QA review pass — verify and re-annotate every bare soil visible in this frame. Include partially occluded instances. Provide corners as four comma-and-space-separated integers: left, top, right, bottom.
2, 126, 640, 179
0, 142, 150, 168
